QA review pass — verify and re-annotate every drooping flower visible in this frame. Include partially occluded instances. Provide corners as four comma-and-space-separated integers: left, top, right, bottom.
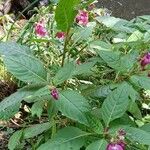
35, 20, 47, 37
107, 143, 124, 150
56, 32, 66, 40
51, 88, 59, 100
76, 10, 89, 26
140, 52, 150, 70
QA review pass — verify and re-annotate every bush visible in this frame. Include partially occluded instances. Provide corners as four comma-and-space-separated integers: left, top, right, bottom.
1, 0, 150, 149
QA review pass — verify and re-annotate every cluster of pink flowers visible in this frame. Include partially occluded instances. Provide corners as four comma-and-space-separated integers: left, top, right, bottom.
107, 129, 126, 150
51, 88, 59, 100
35, 9, 89, 38
35, 20, 47, 37
140, 52, 150, 70
75, 10, 89, 26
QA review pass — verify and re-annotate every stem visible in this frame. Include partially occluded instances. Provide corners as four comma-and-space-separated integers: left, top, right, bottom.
51, 118, 57, 138
61, 28, 70, 67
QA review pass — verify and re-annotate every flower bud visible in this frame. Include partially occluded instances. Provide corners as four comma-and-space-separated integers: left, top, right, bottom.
140, 52, 150, 70
107, 143, 124, 150
51, 88, 59, 100
56, 32, 65, 40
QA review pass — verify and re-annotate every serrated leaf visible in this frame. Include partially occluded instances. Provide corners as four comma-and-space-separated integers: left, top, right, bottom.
25, 86, 51, 103
110, 113, 136, 127
23, 122, 52, 139
86, 113, 103, 134
31, 100, 46, 117
130, 75, 150, 90
0, 42, 47, 83
8, 130, 23, 150
128, 101, 142, 120
101, 82, 130, 126
55, 0, 80, 31
92, 84, 118, 98
73, 61, 96, 75
90, 40, 112, 51
38, 127, 90, 150
125, 127, 150, 146
127, 30, 143, 42
0, 84, 46, 120
96, 16, 135, 33
72, 22, 96, 42
97, 49, 137, 72
86, 139, 107, 150
140, 123, 150, 133
53, 62, 75, 85
56, 90, 90, 125
127, 82, 140, 102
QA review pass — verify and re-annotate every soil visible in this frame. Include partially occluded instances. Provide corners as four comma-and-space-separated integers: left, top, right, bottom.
0, 81, 18, 150
97, 0, 150, 20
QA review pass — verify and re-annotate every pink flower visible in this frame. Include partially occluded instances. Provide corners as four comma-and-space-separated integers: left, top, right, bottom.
118, 141, 126, 149
76, 10, 89, 26
35, 20, 47, 37
107, 143, 124, 150
140, 52, 150, 70
56, 32, 65, 40
51, 88, 59, 100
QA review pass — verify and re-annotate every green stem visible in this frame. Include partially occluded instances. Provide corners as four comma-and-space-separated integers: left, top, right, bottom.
61, 28, 70, 67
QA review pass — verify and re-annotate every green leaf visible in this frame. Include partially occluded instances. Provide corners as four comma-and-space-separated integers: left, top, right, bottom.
130, 75, 150, 90
86, 113, 103, 134
96, 16, 135, 33
53, 61, 96, 85
25, 85, 51, 103
23, 122, 52, 139
0, 42, 47, 83
0, 84, 46, 120
140, 123, 150, 133
86, 139, 108, 150
31, 100, 46, 117
125, 127, 150, 146
53, 62, 75, 85
110, 113, 136, 127
97, 49, 137, 72
55, 0, 80, 31
127, 82, 140, 102
8, 130, 23, 150
73, 61, 96, 75
56, 90, 90, 125
101, 82, 130, 126
38, 127, 90, 150
91, 84, 118, 98
91, 41, 138, 72
90, 40, 112, 51
128, 101, 142, 120
127, 30, 143, 42
72, 22, 96, 42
